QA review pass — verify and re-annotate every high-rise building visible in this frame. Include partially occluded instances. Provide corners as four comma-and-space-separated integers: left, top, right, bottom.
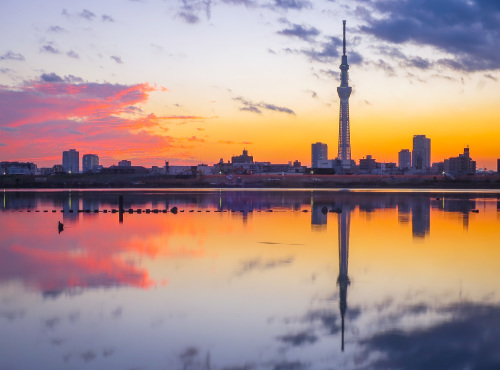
398, 149, 411, 170
497, 159, 500, 173
337, 20, 353, 171
82, 154, 99, 173
311, 142, 328, 168
412, 135, 431, 170
62, 149, 79, 174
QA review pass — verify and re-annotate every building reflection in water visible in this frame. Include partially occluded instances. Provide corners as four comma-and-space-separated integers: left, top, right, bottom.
311, 200, 327, 230
62, 191, 79, 222
435, 197, 476, 230
397, 202, 411, 224
411, 198, 430, 238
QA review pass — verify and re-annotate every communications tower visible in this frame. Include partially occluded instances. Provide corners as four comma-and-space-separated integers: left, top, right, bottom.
337, 20, 352, 171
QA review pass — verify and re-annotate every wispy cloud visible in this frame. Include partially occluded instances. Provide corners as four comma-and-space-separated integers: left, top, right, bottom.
41, 45, 60, 54
272, 0, 312, 10
376, 46, 432, 70
178, 11, 200, 24
0, 51, 25, 61
111, 55, 123, 64
176, 0, 213, 24
234, 96, 295, 115
48, 25, 66, 33
101, 14, 115, 22
218, 140, 253, 145
79, 9, 96, 20
66, 50, 79, 59
277, 24, 320, 42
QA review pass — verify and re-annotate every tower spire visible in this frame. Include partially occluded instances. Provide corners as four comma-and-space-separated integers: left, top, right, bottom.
343, 20, 346, 56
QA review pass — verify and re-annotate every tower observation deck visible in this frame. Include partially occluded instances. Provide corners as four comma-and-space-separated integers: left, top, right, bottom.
337, 20, 352, 171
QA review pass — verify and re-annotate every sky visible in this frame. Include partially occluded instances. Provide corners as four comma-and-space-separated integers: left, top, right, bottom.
0, 0, 499, 169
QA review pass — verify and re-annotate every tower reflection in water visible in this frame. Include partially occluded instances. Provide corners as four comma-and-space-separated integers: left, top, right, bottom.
337, 204, 350, 352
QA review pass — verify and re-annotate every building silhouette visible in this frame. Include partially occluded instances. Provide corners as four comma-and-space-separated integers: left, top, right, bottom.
359, 155, 377, 173
337, 20, 353, 172
0, 161, 37, 175
412, 135, 431, 170
311, 142, 328, 168
118, 160, 132, 167
82, 154, 99, 173
398, 149, 411, 170
444, 147, 476, 174
62, 149, 79, 174
231, 149, 253, 164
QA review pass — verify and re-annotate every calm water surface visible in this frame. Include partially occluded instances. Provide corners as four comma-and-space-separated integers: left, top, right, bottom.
1, 189, 499, 370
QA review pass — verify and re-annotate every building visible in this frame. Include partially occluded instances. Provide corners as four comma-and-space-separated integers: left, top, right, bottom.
311, 142, 328, 168
62, 149, 79, 173
82, 154, 99, 173
398, 149, 411, 170
444, 147, 476, 174
213, 159, 233, 175
412, 135, 431, 170
231, 149, 253, 164
359, 155, 377, 173
432, 162, 444, 173
52, 164, 65, 174
167, 166, 195, 176
101, 165, 148, 175
337, 20, 353, 172
118, 160, 132, 167
0, 162, 37, 175
498, 159, 500, 173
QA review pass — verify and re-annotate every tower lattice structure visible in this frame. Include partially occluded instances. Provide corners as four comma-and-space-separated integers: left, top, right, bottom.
337, 20, 352, 170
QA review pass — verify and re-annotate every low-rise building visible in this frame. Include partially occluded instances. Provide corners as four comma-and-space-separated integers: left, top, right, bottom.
118, 160, 132, 167
359, 155, 377, 173
0, 161, 37, 175
102, 165, 149, 175
167, 166, 195, 176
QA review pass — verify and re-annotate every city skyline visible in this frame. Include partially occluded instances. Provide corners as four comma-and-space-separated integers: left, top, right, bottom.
1, 0, 499, 169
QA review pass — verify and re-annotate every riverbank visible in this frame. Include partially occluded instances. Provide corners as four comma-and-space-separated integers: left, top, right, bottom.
2, 173, 500, 189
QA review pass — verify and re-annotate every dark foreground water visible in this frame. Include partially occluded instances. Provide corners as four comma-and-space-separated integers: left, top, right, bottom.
1, 189, 500, 370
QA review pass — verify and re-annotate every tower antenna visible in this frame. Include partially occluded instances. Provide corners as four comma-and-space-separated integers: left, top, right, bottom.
343, 20, 346, 56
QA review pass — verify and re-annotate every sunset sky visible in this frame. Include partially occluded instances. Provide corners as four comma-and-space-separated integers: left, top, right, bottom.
1, 0, 499, 169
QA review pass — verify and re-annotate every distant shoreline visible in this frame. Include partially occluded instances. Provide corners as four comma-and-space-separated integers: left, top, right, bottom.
2, 174, 500, 190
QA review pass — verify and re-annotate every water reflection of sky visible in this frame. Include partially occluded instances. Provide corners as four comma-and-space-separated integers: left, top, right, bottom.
0, 190, 499, 369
